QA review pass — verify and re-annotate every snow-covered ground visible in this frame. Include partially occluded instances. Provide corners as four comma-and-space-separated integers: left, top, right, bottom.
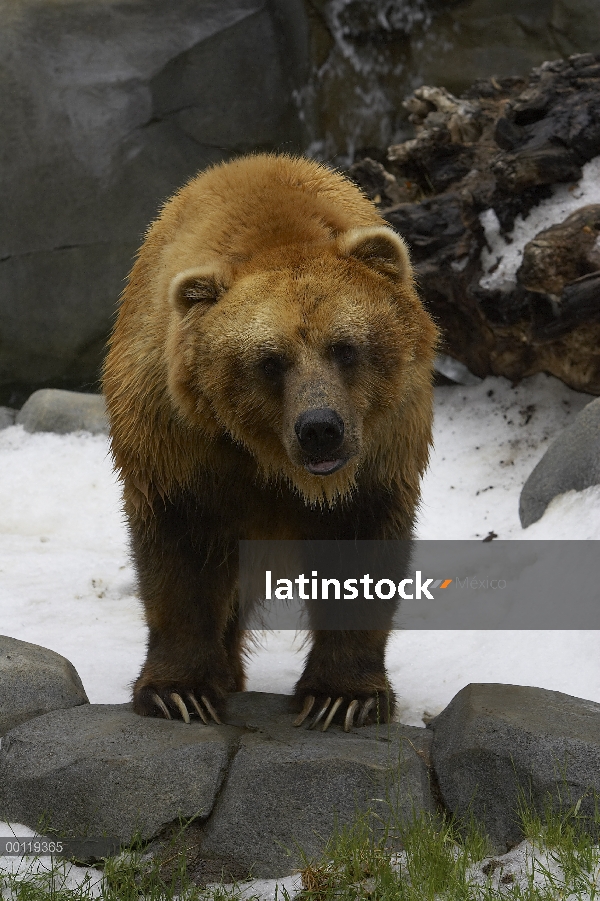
0, 370, 598, 728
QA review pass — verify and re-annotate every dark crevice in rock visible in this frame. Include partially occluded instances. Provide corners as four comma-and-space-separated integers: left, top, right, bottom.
0, 241, 123, 263
141, 731, 246, 885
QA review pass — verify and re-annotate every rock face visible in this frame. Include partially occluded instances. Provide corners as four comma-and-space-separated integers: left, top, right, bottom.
430, 683, 600, 850
0, 704, 236, 844
3, 656, 600, 875
347, 53, 600, 394
5, 0, 600, 407
200, 693, 433, 877
3, 2, 600, 405
519, 397, 600, 526
0, 692, 434, 877
16, 389, 108, 435
0, 0, 309, 406
0, 635, 88, 736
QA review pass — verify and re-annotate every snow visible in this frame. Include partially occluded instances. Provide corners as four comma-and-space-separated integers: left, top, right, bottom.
391, 840, 600, 899
479, 155, 600, 293
463, 840, 600, 897
0, 428, 145, 706
0, 371, 598, 728
417, 372, 594, 540
0, 371, 599, 896
2, 830, 600, 901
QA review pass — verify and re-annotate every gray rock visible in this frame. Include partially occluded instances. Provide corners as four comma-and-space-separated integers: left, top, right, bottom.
520, 397, 600, 527
0, 692, 435, 876
199, 692, 435, 877
0, 704, 239, 843
0, 406, 16, 429
434, 354, 483, 387
0, 635, 88, 736
16, 389, 108, 434
0, 0, 309, 405
430, 683, 600, 850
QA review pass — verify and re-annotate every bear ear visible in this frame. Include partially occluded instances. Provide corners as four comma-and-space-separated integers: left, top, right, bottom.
170, 267, 227, 317
336, 226, 412, 282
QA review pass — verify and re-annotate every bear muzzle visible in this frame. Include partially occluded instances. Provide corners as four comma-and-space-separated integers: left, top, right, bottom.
294, 408, 348, 475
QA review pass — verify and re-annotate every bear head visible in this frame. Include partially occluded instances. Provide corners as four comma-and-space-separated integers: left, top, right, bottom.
166, 225, 437, 506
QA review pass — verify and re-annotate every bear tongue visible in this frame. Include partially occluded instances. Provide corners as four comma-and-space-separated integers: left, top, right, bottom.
306, 459, 343, 475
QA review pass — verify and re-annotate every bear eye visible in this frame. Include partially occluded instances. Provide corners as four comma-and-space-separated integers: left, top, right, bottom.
260, 354, 286, 380
331, 342, 358, 367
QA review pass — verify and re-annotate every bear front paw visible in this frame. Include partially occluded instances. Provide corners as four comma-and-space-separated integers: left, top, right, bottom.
293, 691, 394, 732
133, 684, 223, 725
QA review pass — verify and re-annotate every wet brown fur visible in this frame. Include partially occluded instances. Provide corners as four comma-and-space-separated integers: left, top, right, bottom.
103, 154, 438, 721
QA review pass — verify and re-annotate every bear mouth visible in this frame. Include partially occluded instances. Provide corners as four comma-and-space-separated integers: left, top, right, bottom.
305, 458, 347, 476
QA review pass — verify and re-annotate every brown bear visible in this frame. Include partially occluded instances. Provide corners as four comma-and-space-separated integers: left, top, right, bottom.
103, 153, 437, 731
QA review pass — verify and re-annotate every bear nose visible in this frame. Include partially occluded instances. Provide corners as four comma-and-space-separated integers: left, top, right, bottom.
295, 408, 344, 457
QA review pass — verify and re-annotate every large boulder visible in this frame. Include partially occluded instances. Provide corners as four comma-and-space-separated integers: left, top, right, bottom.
198, 692, 434, 877
0, 635, 88, 736
0, 692, 435, 877
0, 704, 236, 844
16, 389, 108, 435
0, 0, 309, 406
430, 683, 600, 850
519, 397, 600, 526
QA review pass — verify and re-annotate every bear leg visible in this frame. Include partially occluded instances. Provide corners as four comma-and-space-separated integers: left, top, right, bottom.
222, 609, 247, 693
129, 494, 243, 723
293, 629, 395, 732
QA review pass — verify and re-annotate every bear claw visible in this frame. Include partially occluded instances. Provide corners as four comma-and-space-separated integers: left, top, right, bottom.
322, 696, 344, 731
308, 697, 331, 729
170, 692, 191, 723
187, 692, 209, 724
293, 695, 315, 726
150, 691, 172, 720
148, 689, 222, 724
201, 694, 223, 725
343, 699, 360, 732
357, 697, 376, 727
294, 694, 383, 732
